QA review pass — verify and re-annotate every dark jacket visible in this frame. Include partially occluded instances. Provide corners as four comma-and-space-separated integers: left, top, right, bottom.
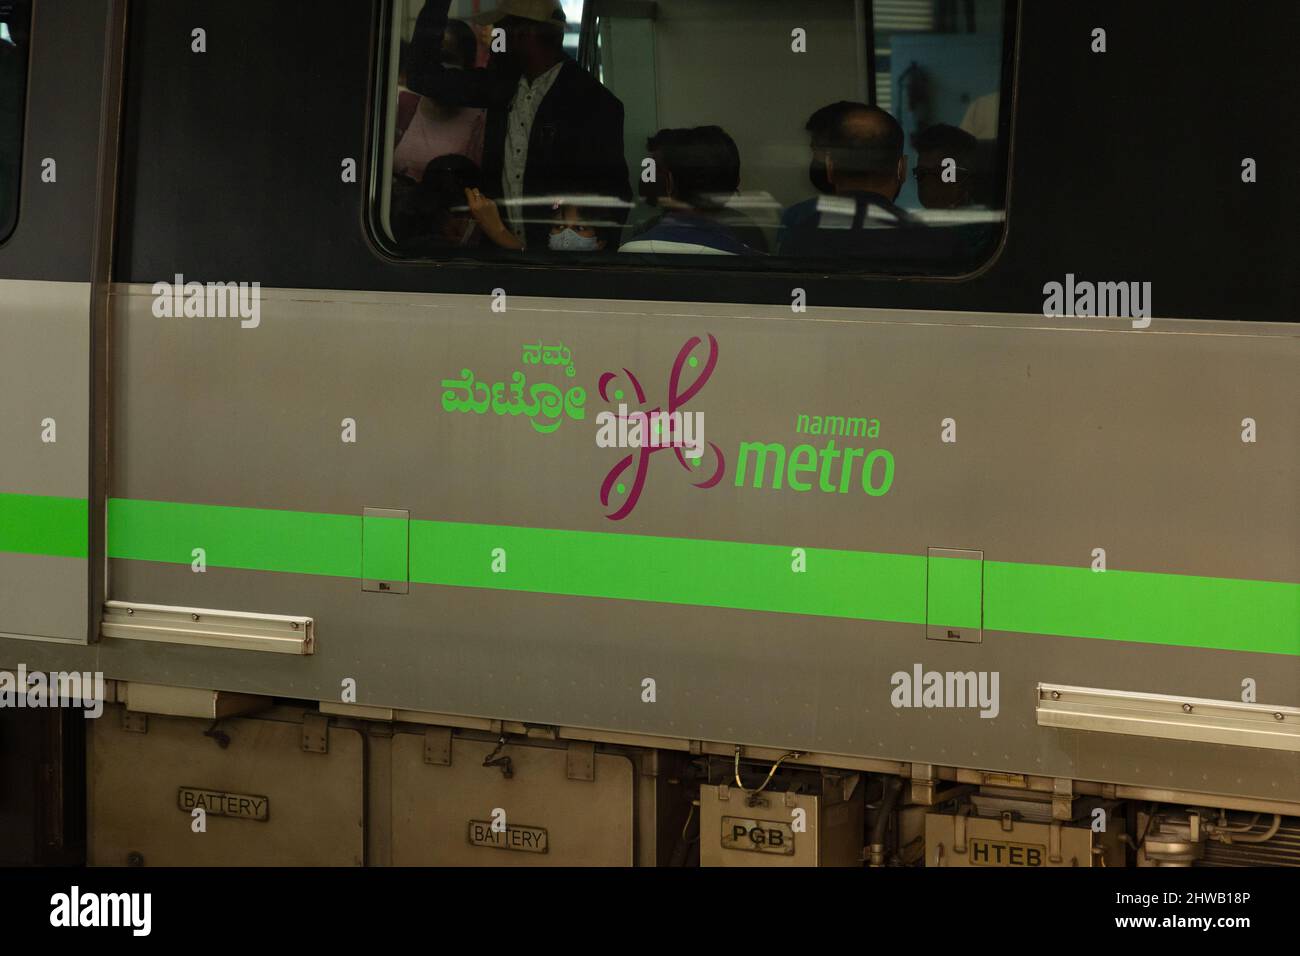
408, 0, 631, 249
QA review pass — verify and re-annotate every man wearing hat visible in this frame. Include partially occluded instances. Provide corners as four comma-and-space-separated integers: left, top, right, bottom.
408, 0, 630, 250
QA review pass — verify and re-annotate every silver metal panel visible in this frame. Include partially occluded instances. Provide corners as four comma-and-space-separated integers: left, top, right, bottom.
0, 280, 91, 643
0, 553, 87, 641
0, 280, 91, 496
103, 285, 1300, 802
0, 634, 100, 675
108, 287, 1297, 580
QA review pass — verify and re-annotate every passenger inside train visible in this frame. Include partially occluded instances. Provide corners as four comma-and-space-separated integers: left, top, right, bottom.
383, 0, 1008, 273
546, 201, 609, 251
619, 126, 762, 256
392, 154, 497, 253
404, 0, 632, 250
393, 19, 486, 181
777, 104, 915, 258
912, 123, 978, 209
775, 101, 859, 249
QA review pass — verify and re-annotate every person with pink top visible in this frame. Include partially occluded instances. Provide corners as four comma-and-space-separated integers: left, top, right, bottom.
393, 18, 485, 180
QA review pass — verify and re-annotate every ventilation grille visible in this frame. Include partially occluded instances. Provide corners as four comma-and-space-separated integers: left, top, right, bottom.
1199, 815, 1300, 867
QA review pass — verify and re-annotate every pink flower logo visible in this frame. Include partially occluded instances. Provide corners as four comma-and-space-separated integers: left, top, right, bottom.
598, 334, 726, 520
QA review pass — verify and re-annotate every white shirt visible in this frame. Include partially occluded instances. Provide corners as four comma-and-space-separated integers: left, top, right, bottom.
502, 60, 565, 242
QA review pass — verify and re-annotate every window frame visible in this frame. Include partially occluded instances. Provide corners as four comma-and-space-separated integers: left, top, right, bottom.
0, 0, 33, 248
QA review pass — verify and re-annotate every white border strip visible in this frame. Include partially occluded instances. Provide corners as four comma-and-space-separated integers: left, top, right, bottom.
1037, 683, 1300, 752
102, 600, 314, 655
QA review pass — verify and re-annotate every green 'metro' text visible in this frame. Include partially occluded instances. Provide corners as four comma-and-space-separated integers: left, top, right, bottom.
734, 414, 893, 495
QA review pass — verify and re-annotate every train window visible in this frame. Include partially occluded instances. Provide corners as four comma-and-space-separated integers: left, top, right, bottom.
0, 1, 31, 245
374, 0, 1012, 277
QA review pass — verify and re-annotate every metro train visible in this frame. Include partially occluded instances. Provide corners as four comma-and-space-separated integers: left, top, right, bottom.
0, 0, 1297, 868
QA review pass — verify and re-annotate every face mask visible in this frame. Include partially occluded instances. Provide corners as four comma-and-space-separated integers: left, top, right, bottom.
548, 228, 600, 252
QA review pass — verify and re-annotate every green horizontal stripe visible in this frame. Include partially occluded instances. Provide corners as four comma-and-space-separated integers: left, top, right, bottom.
6, 494, 1298, 656
107, 497, 361, 577
408, 521, 926, 623
985, 562, 1299, 656
0, 493, 88, 558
